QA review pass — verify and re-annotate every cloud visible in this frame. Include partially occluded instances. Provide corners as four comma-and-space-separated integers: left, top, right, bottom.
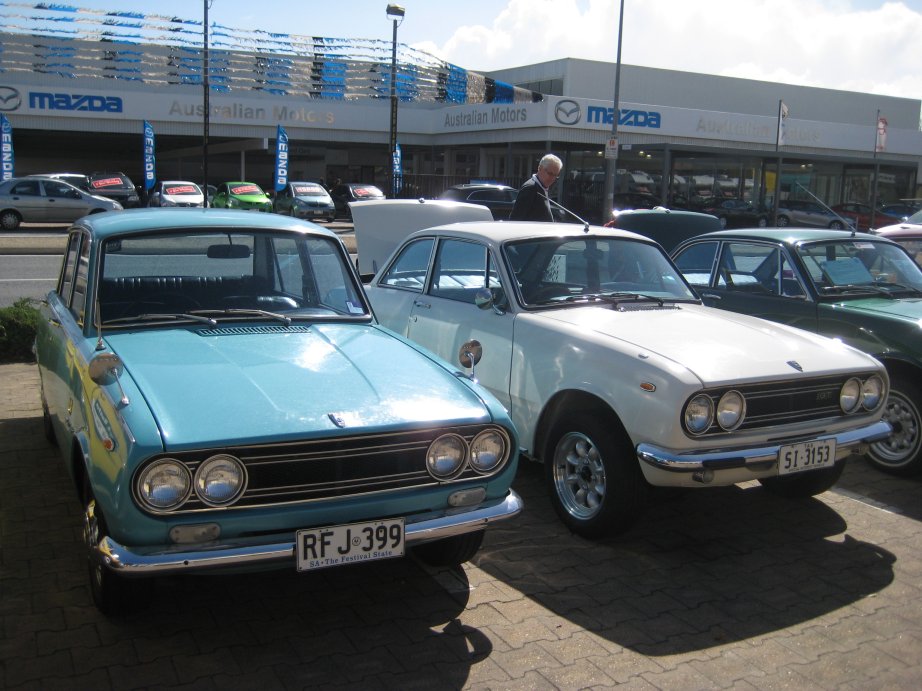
424, 0, 922, 99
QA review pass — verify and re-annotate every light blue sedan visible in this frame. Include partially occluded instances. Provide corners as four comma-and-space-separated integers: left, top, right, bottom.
34, 207, 522, 614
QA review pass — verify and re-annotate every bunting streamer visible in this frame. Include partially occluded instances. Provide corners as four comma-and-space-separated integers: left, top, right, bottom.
142, 119, 155, 190
0, 115, 13, 181
274, 124, 288, 192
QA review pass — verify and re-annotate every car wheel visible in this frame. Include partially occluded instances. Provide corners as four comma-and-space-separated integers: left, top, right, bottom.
776, 215, 790, 227
757, 217, 768, 228
718, 216, 728, 229
411, 530, 485, 567
758, 459, 845, 497
829, 220, 845, 230
0, 210, 22, 230
544, 413, 647, 538
868, 378, 922, 476
84, 493, 139, 616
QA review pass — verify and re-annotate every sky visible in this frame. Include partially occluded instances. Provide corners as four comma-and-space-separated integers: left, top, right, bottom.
36, 0, 922, 101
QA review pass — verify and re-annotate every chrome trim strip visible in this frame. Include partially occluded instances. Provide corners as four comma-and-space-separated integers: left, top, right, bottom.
638, 420, 892, 473
91, 490, 523, 577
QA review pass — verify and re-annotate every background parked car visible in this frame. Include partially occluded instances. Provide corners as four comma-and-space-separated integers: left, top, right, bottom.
146, 180, 204, 207
610, 191, 660, 211
274, 181, 335, 221
830, 203, 902, 231
775, 199, 852, 229
873, 211, 922, 267
439, 184, 518, 220
360, 200, 890, 539
88, 172, 140, 208
211, 181, 273, 211
605, 207, 722, 252
27, 172, 91, 193
879, 202, 921, 219
672, 227, 922, 476
0, 176, 122, 229
330, 183, 385, 219
701, 197, 770, 228
34, 207, 522, 614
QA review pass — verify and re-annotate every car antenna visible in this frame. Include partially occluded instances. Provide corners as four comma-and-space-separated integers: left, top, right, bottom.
545, 194, 591, 232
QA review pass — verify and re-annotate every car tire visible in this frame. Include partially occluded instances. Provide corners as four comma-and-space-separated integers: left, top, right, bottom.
0, 210, 22, 230
776, 215, 790, 227
544, 413, 647, 538
829, 220, 845, 230
84, 492, 141, 616
758, 459, 845, 497
868, 377, 922, 476
411, 530, 485, 567
757, 217, 768, 228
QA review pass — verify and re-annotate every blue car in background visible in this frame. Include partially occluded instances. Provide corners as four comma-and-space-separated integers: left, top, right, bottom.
34, 208, 522, 614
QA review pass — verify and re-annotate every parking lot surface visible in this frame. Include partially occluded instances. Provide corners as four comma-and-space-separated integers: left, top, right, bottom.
1, 361, 921, 690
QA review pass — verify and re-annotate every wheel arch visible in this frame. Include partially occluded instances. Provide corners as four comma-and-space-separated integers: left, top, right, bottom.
533, 389, 629, 462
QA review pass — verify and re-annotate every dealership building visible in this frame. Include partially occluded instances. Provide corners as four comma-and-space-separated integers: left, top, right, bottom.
1, 4, 920, 223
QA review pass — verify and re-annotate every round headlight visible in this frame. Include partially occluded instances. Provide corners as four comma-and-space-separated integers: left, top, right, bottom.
426, 434, 468, 480
684, 394, 714, 435
469, 429, 509, 474
840, 377, 862, 414
861, 375, 885, 411
137, 458, 192, 511
716, 390, 746, 431
194, 454, 247, 506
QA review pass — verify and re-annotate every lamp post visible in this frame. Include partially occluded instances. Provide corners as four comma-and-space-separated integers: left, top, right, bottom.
202, 0, 211, 206
602, 0, 625, 222
386, 4, 404, 199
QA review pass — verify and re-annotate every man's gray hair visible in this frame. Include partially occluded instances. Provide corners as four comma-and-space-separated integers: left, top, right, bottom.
539, 153, 563, 171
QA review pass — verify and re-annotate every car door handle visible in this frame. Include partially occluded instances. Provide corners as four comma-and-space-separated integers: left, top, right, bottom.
699, 292, 721, 301
413, 300, 431, 309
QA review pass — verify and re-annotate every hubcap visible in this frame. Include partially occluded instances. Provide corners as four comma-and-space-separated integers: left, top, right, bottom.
870, 390, 921, 468
552, 431, 606, 520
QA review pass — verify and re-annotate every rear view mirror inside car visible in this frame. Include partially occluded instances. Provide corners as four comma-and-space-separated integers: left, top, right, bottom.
207, 244, 251, 259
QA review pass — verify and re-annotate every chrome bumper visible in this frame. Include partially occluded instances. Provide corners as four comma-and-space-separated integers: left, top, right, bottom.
92, 491, 523, 577
637, 420, 892, 473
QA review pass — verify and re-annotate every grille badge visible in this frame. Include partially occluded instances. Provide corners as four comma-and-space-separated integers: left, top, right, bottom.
328, 413, 346, 428
787, 360, 804, 372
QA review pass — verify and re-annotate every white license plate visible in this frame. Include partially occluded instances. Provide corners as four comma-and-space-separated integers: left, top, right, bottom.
296, 518, 405, 572
778, 439, 836, 475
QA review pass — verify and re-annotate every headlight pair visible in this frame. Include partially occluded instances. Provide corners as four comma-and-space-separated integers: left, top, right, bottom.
426, 428, 511, 480
136, 454, 247, 512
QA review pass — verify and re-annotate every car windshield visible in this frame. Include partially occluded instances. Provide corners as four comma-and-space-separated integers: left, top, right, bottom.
798, 239, 922, 295
162, 183, 201, 196
90, 175, 132, 190
504, 236, 697, 306
904, 210, 922, 224
97, 230, 369, 326
292, 184, 326, 197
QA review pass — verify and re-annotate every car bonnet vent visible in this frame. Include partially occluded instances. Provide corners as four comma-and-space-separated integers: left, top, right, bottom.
198, 325, 313, 336
615, 304, 680, 312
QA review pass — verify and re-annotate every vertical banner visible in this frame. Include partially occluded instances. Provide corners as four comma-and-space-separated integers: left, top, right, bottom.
392, 141, 402, 198
0, 115, 14, 182
876, 115, 888, 153
143, 120, 156, 191
776, 100, 788, 148
274, 124, 289, 192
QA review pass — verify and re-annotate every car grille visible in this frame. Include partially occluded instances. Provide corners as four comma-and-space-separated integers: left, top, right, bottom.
137, 424, 507, 514
692, 373, 878, 437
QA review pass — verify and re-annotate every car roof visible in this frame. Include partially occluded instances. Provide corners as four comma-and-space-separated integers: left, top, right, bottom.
449, 183, 515, 190
875, 225, 922, 238
71, 207, 338, 241
403, 220, 651, 245
678, 227, 886, 244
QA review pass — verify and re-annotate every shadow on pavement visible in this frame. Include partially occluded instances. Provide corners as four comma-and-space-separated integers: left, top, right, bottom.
474, 460, 896, 656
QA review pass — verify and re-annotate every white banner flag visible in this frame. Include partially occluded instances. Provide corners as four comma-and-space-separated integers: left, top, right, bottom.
776, 100, 789, 147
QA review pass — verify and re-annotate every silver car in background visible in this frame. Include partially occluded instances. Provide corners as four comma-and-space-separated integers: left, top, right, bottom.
0, 176, 122, 230
147, 180, 205, 207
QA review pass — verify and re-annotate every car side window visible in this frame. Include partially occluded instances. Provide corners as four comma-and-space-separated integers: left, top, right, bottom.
10, 180, 40, 196
380, 238, 435, 291
429, 239, 490, 304
673, 241, 718, 287
71, 235, 91, 323
44, 180, 75, 198
58, 233, 81, 305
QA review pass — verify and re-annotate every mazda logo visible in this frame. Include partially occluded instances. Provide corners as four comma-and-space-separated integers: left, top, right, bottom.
0, 86, 21, 112
555, 99, 581, 125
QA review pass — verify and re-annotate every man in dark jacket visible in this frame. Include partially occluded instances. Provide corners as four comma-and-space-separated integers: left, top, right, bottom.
510, 153, 562, 221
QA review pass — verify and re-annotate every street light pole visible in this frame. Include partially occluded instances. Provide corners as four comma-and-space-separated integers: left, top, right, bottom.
386, 4, 405, 199
602, 0, 625, 223
203, 0, 211, 206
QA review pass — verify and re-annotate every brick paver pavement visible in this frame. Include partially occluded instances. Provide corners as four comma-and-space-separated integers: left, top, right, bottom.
1, 361, 921, 689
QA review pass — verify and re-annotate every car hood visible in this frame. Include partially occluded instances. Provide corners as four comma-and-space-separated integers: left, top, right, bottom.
826, 295, 922, 321
534, 303, 876, 385
105, 324, 491, 449
231, 194, 270, 203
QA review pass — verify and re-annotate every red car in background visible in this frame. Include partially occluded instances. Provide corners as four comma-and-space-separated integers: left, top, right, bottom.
830, 203, 902, 231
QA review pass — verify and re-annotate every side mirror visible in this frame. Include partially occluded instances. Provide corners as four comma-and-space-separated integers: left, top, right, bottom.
88, 352, 129, 405
458, 339, 482, 370
474, 288, 494, 310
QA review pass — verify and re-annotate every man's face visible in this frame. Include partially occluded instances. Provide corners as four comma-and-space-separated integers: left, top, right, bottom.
537, 163, 561, 188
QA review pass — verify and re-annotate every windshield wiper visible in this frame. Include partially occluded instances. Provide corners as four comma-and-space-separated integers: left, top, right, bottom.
102, 313, 218, 326
563, 291, 666, 307
821, 284, 896, 299
190, 308, 292, 325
